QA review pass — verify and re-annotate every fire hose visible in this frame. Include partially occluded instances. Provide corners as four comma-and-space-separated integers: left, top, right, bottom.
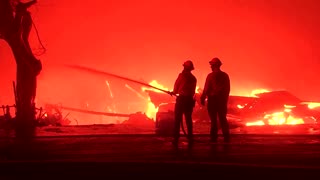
65, 64, 172, 94
65, 64, 188, 136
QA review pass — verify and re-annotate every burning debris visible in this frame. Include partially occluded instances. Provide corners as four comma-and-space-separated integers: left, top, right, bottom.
0, 105, 15, 133
240, 91, 320, 126
2, 63, 318, 136
149, 90, 320, 135
37, 104, 71, 127
60, 65, 320, 134
0, 103, 71, 130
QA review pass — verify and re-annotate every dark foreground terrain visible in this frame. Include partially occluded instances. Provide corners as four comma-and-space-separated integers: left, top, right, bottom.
1, 124, 320, 179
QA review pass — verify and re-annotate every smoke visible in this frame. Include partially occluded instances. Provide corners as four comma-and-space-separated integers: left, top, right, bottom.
1, 0, 320, 123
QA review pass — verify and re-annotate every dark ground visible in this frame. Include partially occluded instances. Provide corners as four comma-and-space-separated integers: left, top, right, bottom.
1, 124, 320, 179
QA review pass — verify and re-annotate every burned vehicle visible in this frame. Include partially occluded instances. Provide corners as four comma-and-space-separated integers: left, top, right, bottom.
151, 90, 320, 135
238, 91, 320, 126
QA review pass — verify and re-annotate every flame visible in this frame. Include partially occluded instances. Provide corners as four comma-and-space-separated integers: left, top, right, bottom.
142, 81, 202, 120
246, 120, 265, 126
140, 86, 318, 127
142, 80, 169, 120
266, 111, 304, 125
145, 97, 158, 120
251, 89, 270, 97
246, 109, 304, 126
301, 102, 320, 109
284, 105, 296, 110
240, 89, 308, 126
265, 112, 289, 125
142, 85, 308, 126
237, 104, 246, 109
244, 101, 319, 127
142, 80, 169, 93
196, 86, 201, 94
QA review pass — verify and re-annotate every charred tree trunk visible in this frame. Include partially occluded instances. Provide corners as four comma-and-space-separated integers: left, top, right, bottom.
1, 0, 41, 140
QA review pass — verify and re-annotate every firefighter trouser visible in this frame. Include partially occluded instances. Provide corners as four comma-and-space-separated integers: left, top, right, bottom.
207, 95, 230, 141
173, 95, 194, 142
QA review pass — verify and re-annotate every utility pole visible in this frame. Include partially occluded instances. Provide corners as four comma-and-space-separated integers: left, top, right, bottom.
0, 0, 42, 140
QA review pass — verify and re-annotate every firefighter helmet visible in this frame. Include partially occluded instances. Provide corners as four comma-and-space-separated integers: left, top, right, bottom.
183, 60, 194, 70
209, 57, 222, 66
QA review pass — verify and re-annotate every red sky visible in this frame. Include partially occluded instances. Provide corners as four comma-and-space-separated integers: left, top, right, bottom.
1, 0, 320, 124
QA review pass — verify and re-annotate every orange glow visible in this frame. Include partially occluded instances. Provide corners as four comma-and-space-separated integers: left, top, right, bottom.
1, 1, 320, 126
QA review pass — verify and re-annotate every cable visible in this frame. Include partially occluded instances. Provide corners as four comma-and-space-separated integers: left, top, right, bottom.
31, 18, 46, 55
